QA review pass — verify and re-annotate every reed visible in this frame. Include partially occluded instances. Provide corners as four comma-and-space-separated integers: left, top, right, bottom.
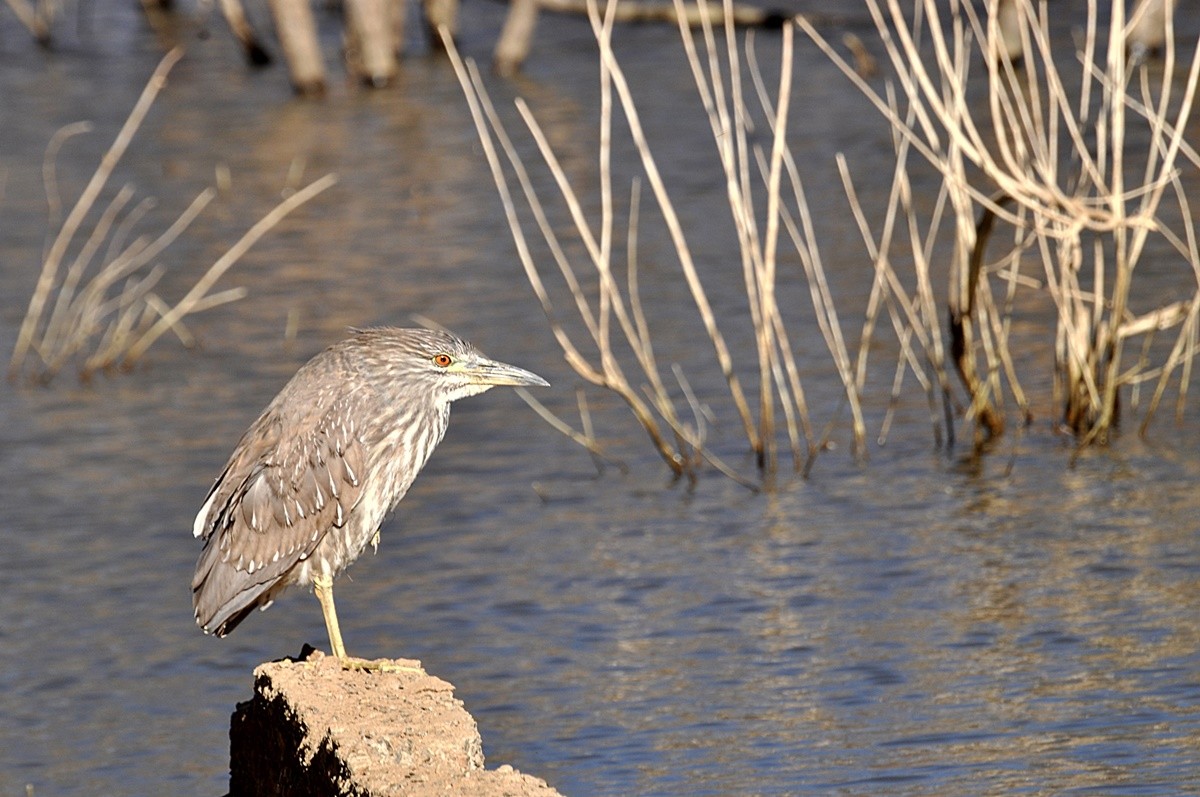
803, 0, 1199, 447
3, 0, 52, 44
8, 50, 336, 384
454, 0, 1197, 480
448, 0, 878, 483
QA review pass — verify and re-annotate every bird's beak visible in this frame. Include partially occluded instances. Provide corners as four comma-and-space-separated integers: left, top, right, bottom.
462, 357, 550, 388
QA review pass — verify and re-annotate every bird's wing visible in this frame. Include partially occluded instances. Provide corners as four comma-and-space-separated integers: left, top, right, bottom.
192, 394, 367, 635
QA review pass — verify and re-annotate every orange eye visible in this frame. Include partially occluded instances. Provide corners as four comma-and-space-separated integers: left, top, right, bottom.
433, 353, 453, 368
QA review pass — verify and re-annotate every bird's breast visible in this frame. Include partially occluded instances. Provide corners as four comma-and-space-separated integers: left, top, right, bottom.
292, 405, 450, 584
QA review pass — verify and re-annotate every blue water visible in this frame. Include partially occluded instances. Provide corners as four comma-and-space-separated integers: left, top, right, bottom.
2, 2, 1200, 795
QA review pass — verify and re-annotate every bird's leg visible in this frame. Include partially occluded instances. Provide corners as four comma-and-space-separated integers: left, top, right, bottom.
312, 573, 422, 674
313, 573, 347, 659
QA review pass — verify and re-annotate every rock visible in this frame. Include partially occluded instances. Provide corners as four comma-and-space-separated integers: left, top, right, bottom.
229, 650, 563, 796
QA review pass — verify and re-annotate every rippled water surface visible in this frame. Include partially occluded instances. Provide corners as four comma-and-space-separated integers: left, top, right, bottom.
3, 3, 1200, 795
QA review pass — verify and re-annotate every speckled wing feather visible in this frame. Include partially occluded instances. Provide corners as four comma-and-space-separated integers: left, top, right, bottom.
192, 387, 366, 636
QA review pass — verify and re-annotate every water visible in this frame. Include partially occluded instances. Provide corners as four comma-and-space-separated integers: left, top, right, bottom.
3, 3, 1200, 795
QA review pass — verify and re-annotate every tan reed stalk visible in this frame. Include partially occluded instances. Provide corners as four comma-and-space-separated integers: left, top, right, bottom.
3, 0, 50, 43
585, 0, 760, 457
39, 189, 216, 378
445, 27, 693, 476
803, 0, 1200, 445
513, 387, 628, 473
449, 0, 789, 480
8, 49, 337, 382
10, 49, 184, 380
122, 173, 336, 365
679, 3, 834, 471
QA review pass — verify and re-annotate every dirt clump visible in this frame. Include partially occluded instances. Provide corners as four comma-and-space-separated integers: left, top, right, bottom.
229, 649, 563, 796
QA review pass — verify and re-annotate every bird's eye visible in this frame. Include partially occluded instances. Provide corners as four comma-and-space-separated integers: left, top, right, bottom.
433, 353, 453, 368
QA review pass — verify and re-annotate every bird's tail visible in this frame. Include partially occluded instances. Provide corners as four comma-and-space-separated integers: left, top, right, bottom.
192, 541, 287, 636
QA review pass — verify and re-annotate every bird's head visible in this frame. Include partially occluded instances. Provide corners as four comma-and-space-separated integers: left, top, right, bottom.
352, 327, 549, 404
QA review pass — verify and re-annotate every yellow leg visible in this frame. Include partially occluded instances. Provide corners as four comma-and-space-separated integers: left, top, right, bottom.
313, 574, 347, 660
313, 573, 421, 673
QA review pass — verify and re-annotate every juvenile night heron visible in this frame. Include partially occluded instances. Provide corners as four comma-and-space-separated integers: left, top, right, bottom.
192, 327, 548, 663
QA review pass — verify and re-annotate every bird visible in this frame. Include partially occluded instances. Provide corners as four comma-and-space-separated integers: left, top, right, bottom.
191, 326, 549, 664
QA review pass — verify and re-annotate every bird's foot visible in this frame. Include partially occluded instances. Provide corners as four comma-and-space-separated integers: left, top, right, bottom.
338, 656, 424, 674
299, 646, 424, 674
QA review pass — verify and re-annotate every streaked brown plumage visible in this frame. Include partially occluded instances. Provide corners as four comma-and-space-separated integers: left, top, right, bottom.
192, 327, 548, 660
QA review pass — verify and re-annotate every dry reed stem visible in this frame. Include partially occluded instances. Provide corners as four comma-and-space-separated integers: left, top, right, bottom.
838, 154, 914, 394
775, 173, 869, 456
122, 173, 337, 364
4, 0, 50, 43
10, 48, 184, 380
691, 13, 770, 444
623, 180, 692, 462
755, 21, 789, 470
804, 0, 1200, 443
444, 26, 691, 475
487, 80, 688, 469
593, 1, 692, 459
451, 0, 823, 482
588, 0, 759, 454
678, 3, 778, 464
671, 0, 857, 471
41, 184, 139, 356
7, 49, 337, 381
835, 114, 942, 429
537, 0, 780, 28
683, 4, 830, 470
42, 189, 217, 377
445, 46, 597, 366
41, 122, 93, 238
514, 387, 628, 473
